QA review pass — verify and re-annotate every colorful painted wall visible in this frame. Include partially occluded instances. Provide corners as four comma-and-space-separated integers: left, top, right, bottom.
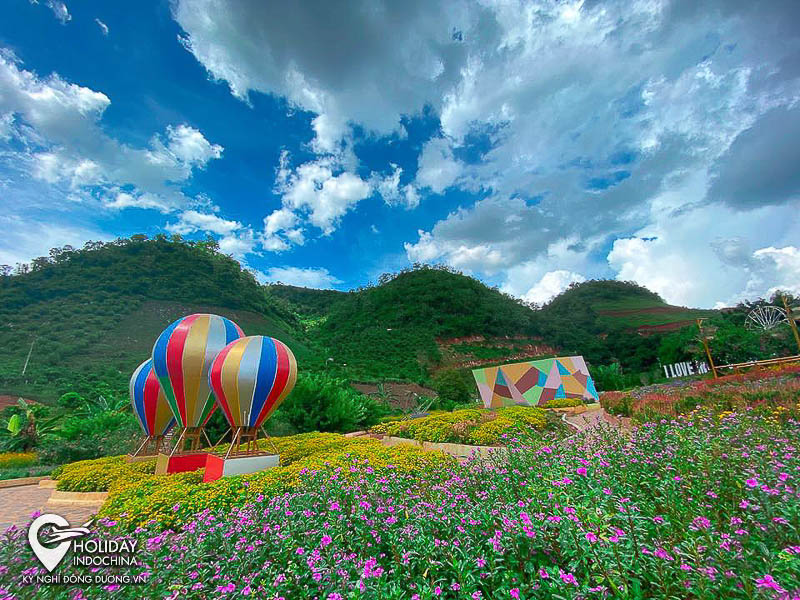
472, 356, 599, 409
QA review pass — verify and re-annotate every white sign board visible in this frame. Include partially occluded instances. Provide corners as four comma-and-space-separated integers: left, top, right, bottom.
663, 361, 709, 378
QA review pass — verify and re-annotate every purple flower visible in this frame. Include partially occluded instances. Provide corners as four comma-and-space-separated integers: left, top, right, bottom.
745, 478, 758, 488
576, 467, 587, 476
559, 570, 577, 586
585, 531, 598, 543
510, 589, 520, 599
755, 574, 785, 592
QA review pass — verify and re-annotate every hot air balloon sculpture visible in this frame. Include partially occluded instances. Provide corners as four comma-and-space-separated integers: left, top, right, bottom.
129, 359, 176, 456
152, 314, 244, 453
209, 336, 297, 457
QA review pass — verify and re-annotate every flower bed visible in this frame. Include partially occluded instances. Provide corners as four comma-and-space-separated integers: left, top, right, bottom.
0, 452, 37, 469
372, 406, 560, 445
1, 410, 797, 598
99, 440, 452, 529
601, 366, 800, 421
543, 398, 585, 408
53, 455, 156, 492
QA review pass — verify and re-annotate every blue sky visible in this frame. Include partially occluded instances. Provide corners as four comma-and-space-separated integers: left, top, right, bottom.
1, 0, 799, 307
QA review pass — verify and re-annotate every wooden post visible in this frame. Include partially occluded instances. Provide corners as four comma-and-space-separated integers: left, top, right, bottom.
696, 319, 718, 379
781, 294, 800, 353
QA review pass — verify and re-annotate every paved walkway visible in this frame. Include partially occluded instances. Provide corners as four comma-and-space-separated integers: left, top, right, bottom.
0, 485, 98, 531
564, 407, 631, 433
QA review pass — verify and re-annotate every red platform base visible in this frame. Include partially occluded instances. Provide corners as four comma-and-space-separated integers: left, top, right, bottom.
155, 452, 210, 475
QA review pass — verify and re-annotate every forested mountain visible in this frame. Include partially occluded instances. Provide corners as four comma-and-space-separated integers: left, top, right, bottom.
2, 236, 753, 402
309, 267, 540, 380
0, 236, 312, 402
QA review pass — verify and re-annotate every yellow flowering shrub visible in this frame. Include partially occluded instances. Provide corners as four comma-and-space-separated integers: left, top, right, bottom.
55, 456, 155, 492
0, 452, 37, 469
495, 406, 548, 429
100, 435, 454, 529
543, 398, 584, 408
368, 421, 393, 434
468, 418, 521, 445
209, 431, 378, 466
383, 406, 548, 445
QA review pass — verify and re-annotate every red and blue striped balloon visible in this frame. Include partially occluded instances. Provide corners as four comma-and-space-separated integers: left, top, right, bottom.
152, 314, 244, 428
209, 336, 297, 428
130, 359, 176, 437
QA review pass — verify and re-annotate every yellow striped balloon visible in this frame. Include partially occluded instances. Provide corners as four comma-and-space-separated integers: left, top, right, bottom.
152, 314, 244, 428
208, 336, 297, 428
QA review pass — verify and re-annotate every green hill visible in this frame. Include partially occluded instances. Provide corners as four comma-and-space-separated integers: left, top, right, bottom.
312, 267, 540, 381
0, 236, 314, 402
1, 240, 724, 401
537, 280, 716, 372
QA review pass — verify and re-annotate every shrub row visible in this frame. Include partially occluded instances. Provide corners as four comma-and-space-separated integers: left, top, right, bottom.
377, 406, 551, 445
98, 437, 453, 529
0, 452, 37, 469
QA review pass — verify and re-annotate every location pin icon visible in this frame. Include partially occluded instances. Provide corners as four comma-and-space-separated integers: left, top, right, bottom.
28, 514, 72, 572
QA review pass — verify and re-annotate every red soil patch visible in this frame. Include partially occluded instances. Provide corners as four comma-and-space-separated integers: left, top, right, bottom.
0, 396, 35, 411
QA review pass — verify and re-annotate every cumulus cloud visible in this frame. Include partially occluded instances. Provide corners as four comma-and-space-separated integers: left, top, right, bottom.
260, 266, 342, 289
415, 137, 462, 194
375, 165, 420, 209
518, 270, 587, 306
173, 0, 476, 149
261, 154, 371, 251
165, 210, 258, 259
606, 198, 800, 307
0, 52, 223, 213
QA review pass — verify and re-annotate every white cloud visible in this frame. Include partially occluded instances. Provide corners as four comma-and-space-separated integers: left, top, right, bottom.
261, 266, 342, 289
166, 210, 257, 259
415, 137, 462, 194
173, 0, 470, 150
607, 195, 800, 307
167, 210, 241, 236
261, 156, 371, 250
95, 18, 109, 36
0, 52, 223, 214
46, 1, 71, 25
519, 270, 587, 306
263, 207, 297, 236
375, 165, 420, 209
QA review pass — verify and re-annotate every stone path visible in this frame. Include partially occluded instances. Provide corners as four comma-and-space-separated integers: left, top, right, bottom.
564, 406, 631, 433
0, 485, 99, 531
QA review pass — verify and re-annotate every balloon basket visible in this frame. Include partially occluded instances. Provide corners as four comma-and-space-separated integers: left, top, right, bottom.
155, 452, 211, 475
169, 427, 212, 456
221, 426, 277, 459
128, 435, 169, 460
203, 453, 279, 482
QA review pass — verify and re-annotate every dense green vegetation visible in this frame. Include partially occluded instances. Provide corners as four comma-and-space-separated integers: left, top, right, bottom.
0, 236, 311, 401
658, 295, 798, 367
2, 235, 794, 407
314, 266, 539, 381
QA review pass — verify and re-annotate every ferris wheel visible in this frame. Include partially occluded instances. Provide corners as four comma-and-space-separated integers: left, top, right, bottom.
745, 306, 788, 330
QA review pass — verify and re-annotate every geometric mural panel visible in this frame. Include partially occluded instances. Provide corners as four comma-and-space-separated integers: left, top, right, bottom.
472, 356, 600, 409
